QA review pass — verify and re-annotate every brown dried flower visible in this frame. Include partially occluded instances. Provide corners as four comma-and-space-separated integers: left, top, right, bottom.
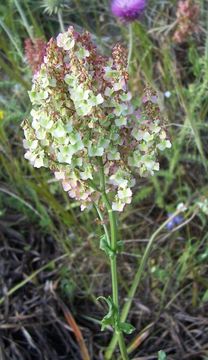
173, 0, 200, 44
24, 38, 47, 73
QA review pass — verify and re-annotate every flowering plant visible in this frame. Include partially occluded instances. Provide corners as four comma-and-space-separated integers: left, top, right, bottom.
111, 0, 147, 22
22, 27, 171, 359
22, 27, 170, 212
24, 38, 47, 74
173, 0, 200, 44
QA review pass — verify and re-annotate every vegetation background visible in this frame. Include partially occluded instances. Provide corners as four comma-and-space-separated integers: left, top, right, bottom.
0, 0, 208, 359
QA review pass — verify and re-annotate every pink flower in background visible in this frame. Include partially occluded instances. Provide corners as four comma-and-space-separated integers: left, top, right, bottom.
24, 38, 47, 74
173, 0, 200, 43
111, 0, 147, 22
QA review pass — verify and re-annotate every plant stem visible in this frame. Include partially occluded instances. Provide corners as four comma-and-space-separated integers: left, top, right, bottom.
102, 193, 129, 360
58, 9, 65, 33
127, 23, 133, 69
94, 203, 111, 246
99, 161, 129, 360
105, 209, 184, 359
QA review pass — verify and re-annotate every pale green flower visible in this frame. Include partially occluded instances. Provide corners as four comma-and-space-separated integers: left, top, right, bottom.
22, 27, 171, 211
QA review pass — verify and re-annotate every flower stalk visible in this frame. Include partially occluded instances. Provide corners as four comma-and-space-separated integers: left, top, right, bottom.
100, 163, 129, 360
21, 26, 172, 360
57, 9, 65, 33
104, 209, 185, 359
22, 26, 171, 212
127, 23, 133, 69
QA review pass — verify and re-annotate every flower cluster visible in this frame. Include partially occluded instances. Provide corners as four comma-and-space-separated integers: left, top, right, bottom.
22, 27, 171, 211
24, 38, 47, 74
111, 0, 147, 22
173, 0, 200, 44
166, 213, 184, 231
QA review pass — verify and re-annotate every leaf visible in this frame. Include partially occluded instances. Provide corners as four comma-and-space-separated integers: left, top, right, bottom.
120, 322, 135, 334
100, 235, 123, 256
202, 289, 208, 303
158, 350, 167, 360
100, 235, 115, 258
97, 296, 117, 331
116, 240, 124, 253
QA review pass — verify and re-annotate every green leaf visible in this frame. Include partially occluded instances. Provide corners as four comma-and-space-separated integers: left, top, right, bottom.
158, 350, 167, 360
116, 240, 124, 253
120, 322, 135, 334
97, 296, 135, 334
100, 235, 123, 257
97, 296, 117, 331
202, 289, 208, 303
100, 235, 115, 258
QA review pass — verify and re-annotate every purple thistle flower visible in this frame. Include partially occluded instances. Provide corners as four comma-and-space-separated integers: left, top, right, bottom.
166, 213, 184, 231
111, 0, 147, 22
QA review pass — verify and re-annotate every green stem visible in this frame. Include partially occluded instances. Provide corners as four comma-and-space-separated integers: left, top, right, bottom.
58, 9, 65, 33
102, 193, 129, 360
127, 23, 133, 69
105, 209, 184, 359
99, 161, 129, 360
94, 203, 110, 246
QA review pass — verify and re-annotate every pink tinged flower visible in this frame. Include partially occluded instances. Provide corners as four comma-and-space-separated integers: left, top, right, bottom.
173, 0, 200, 44
68, 189, 77, 198
134, 109, 142, 119
142, 94, 158, 104
142, 95, 148, 103
54, 171, 65, 180
111, 0, 147, 22
24, 38, 46, 74
150, 95, 158, 104
62, 180, 72, 191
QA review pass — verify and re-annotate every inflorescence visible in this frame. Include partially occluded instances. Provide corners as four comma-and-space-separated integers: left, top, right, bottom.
111, 0, 147, 22
173, 0, 200, 44
24, 38, 47, 74
22, 27, 171, 211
